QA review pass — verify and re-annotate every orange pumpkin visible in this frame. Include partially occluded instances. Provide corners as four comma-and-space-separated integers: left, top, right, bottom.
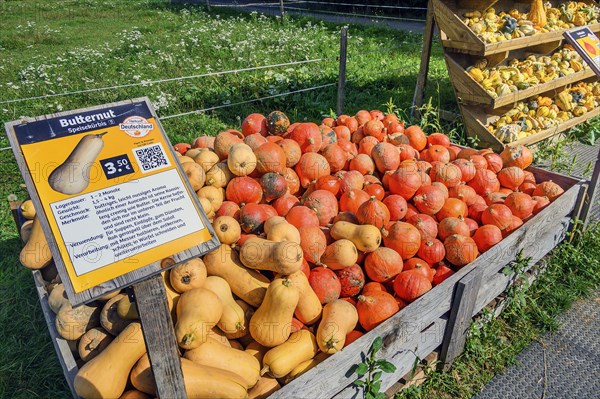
254, 142, 287, 175
481, 204, 513, 231
356, 197, 390, 230
500, 145, 533, 169
357, 291, 399, 331
290, 122, 323, 153
438, 217, 470, 241
364, 247, 404, 283
225, 176, 263, 205
383, 222, 421, 260
407, 213, 438, 239
444, 234, 478, 267
295, 153, 331, 188
532, 181, 564, 201
383, 195, 408, 221
298, 225, 327, 264
392, 271, 432, 302
304, 190, 339, 226
339, 189, 370, 214
413, 185, 446, 215
372, 142, 400, 173
404, 125, 427, 151
472, 225, 502, 253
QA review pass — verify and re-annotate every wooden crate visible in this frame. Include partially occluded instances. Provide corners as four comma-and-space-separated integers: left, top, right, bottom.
432, 0, 600, 56
13, 168, 584, 399
461, 101, 600, 151
444, 50, 598, 109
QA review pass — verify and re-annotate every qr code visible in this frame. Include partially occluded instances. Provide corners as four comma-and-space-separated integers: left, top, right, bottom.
132, 143, 171, 173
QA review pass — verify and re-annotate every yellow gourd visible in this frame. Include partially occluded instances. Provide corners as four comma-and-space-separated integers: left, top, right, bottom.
240, 237, 303, 275
48, 132, 106, 195
203, 276, 248, 339
265, 217, 301, 244
74, 322, 146, 399
287, 270, 322, 325
320, 239, 358, 270
204, 244, 269, 307
169, 258, 207, 293
228, 143, 257, 176
261, 330, 319, 378
213, 216, 242, 245
330, 221, 382, 252
205, 161, 234, 188
316, 299, 359, 354
284, 352, 330, 384
78, 327, 113, 362
180, 358, 248, 399
20, 216, 52, 270
249, 277, 300, 347
184, 337, 261, 388
529, 0, 547, 28
248, 376, 281, 399
175, 288, 223, 350
56, 303, 101, 340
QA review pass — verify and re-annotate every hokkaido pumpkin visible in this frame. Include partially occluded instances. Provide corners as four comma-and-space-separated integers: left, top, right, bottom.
356, 196, 391, 230
316, 299, 359, 353
505, 192, 535, 219
308, 266, 341, 304
304, 189, 339, 226
388, 163, 422, 200
226, 176, 263, 205
407, 213, 439, 239
468, 169, 501, 195
214, 130, 244, 160
372, 142, 400, 173
383, 195, 408, 221
357, 291, 399, 331
383, 221, 421, 260
364, 247, 404, 282
500, 145, 533, 169
339, 189, 370, 214
336, 264, 365, 297
430, 163, 462, 188
295, 152, 331, 187
532, 181, 564, 201
481, 204, 513, 231
242, 113, 267, 136
472, 225, 503, 253
413, 185, 446, 215
438, 217, 470, 241
393, 272, 432, 303
290, 123, 322, 153
298, 225, 327, 264
286, 206, 319, 228
444, 234, 479, 267
417, 238, 446, 266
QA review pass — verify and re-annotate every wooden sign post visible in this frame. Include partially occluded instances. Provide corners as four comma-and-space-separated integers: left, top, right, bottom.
5, 98, 221, 398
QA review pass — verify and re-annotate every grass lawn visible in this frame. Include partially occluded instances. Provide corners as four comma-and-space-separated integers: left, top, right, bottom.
0, 1, 598, 398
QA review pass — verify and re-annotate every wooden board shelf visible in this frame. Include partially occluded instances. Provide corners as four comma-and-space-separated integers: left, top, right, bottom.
445, 51, 597, 109
461, 103, 600, 151
432, 0, 600, 56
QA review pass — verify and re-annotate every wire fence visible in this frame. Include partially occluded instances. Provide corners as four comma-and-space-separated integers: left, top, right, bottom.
0, 7, 417, 152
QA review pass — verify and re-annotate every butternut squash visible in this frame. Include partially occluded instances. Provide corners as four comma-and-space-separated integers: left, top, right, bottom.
119, 390, 151, 399
178, 155, 195, 164
240, 237, 303, 275
245, 341, 269, 364
194, 148, 220, 172
19, 219, 33, 243
182, 161, 205, 191
74, 322, 146, 399
184, 337, 261, 388
117, 295, 139, 320
330, 221, 381, 252
261, 329, 319, 378
316, 299, 358, 354
198, 197, 215, 220
213, 216, 242, 245
204, 244, 269, 307
248, 376, 281, 399
20, 216, 52, 270
287, 270, 322, 325
162, 269, 179, 315
249, 277, 300, 347
264, 217, 301, 244
78, 327, 113, 362
48, 283, 69, 314
203, 276, 247, 339
56, 303, 101, 340
205, 161, 234, 188
228, 143, 257, 176
196, 185, 224, 212
20, 199, 36, 219
175, 288, 223, 349
284, 352, 330, 384
48, 132, 106, 195
320, 239, 358, 270
209, 327, 232, 347
100, 293, 131, 336
130, 353, 156, 395
229, 340, 244, 350
180, 357, 248, 399
169, 258, 207, 293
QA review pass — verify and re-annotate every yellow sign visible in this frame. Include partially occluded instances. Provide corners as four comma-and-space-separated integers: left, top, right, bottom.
11, 100, 213, 295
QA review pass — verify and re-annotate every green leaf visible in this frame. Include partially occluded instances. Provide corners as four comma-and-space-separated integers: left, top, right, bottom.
353, 379, 366, 387
376, 359, 397, 373
375, 392, 386, 399
355, 362, 368, 377
501, 266, 513, 276
366, 391, 376, 399
372, 336, 383, 354
372, 371, 382, 381
372, 380, 381, 392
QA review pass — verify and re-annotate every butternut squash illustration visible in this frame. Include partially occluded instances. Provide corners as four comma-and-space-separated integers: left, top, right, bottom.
20, 216, 52, 270
316, 299, 358, 354
240, 237, 303, 275
203, 276, 248, 339
74, 322, 146, 399
287, 270, 322, 325
261, 329, 319, 378
249, 277, 299, 347
48, 132, 107, 195
175, 287, 223, 350
184, 337, 261, 388
204, 244, 269, 307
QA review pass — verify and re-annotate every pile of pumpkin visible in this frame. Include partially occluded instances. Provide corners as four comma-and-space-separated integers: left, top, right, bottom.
19, 109, 567, 399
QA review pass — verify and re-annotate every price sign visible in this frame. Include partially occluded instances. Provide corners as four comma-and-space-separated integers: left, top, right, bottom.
5, 98, 220, 305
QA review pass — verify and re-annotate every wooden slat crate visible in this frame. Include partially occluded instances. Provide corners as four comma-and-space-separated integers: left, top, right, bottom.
11, 168, 584, 399
432, 0, 600, 56
460, 101, 600, 151
444, 50, 598, 110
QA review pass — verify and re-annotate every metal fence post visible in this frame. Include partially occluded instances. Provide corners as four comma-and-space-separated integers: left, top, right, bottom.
205, 0, 211, 12
280, 0, 285, 16
337, 27, 348, 117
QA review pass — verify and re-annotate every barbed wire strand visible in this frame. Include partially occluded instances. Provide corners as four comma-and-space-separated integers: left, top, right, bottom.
0, 57, 336, 105
290, 1, 427, 11
282, 6, 427, 22
160, 82, 337, 120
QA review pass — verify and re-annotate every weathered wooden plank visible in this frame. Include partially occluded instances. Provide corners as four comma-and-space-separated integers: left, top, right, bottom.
581, 145, 600, 228
440, 269, 482, 370
32, 271, 79, 399
134, 275, 186, 399
411, 0, 436, 119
